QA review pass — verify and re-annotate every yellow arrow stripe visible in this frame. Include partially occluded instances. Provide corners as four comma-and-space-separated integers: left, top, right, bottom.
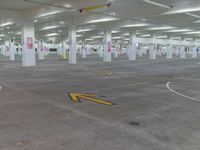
78, 95, 113, 106
83, 4, 107, 11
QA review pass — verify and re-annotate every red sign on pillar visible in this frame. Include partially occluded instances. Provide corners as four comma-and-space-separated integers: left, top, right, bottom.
27, 37, 33, 49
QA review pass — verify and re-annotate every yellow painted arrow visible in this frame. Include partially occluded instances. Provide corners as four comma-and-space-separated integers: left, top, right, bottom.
68, 93, 114, 106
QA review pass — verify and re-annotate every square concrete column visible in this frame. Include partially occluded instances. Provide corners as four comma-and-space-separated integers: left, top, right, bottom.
103, 28, 112, 62
180, 45, 186, 58
68, 24, 77, 64
9, 39, 15, 61
21, 21, 36, 66
166, 44, 172, 59
38, 40, 45, 60
149, 44, 156, 60
192, 46, 197, 58
128, 30, 136, 61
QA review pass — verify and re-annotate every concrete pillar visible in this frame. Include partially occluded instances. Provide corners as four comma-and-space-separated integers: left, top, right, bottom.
21, 21, 36, 66
9, 39, 15, 61
81, 42, 86, 58
98, 44, 103, 58
103, 28, 112, 62
180, 45, 186, 58
166, 44, 172, 59
128, 30, 136, 61
68, 23, 77, 64
149, 44, 156, 60
192, 46, 197, 58
38, 40, 45, 60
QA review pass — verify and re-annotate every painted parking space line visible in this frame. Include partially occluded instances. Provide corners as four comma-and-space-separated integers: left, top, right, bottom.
166, 82, 200, 102
0, 86, 2, 90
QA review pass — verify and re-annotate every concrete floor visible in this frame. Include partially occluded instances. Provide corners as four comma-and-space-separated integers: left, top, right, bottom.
1, 53, 200, 150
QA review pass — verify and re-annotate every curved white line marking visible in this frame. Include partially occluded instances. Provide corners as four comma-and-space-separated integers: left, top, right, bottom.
166, 82, 200, 102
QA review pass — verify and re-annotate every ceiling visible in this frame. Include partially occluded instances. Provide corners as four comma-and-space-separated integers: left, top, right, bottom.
1, 0, 200, 44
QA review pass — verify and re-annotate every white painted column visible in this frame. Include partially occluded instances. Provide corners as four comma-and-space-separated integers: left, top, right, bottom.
128, 30, 136, 61
81, 42, 86, 58
180, 45, 186, 58
21, 21, 36, 66
38, 40, 45, 60
9, 39, 15, 61
192, 46, 197, 58
166, 44, 172, 59
98, 44, 103, 58
68, 23, 77, 64
149, 44, 156, 60
103, 28, 112, 62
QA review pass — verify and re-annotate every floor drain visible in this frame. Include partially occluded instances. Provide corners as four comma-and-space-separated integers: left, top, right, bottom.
129, 121, 140, 126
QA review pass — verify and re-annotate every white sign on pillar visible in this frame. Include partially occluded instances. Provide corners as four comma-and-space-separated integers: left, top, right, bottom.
128, 30, 136, 61
69, 24, 77, 64
103, 28, 112, 62
21, 21, 36, 66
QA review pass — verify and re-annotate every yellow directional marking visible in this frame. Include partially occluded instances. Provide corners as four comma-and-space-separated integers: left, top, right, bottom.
68, 93, 114, 106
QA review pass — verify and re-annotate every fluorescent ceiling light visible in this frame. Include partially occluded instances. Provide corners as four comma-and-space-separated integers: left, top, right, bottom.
76, 35, 83, 37
16, 32, 21, 35
121, 23, 149, 28
183, 31, 200, 34
0, 34, 5, 37
112, 36, 123, 39
141, 0, 172, 9
164, 7, 200, 14
46, 33, 59, 37
59, 21, 65, 24
0, 22, 13, 27
111, 30, 120, 33
147, 26, 174, 30
92, 36, 103, 39
37, 10, 65, 18
85, 38, 93, 41
165, 29, 193, 32
186, 13, 200, 18
76, 29, 93, 32
41, 26, 59, 31
86, 18, 117, 23
140, 34, 151, 37
156, 35, 167, 39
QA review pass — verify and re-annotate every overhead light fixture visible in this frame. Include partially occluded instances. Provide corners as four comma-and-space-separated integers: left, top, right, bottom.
34, 20, 38, 23
45, 33, 59, 37
92, 35, 103, 39
37, 10, 65, 18
141, 0, 172, 9
86, 18, 117, 23
140, 34, 151, 37
183, 31, 200, 34
164, 7, 200, 14
76, 29, 93, 32
0, 22, 13, 27
41, 26, 59, 31
59, 21, 65, 24
111, 30, 120, 33
165, 29, 193, 32
0, 34, 5, 37
186, 13, 200, 18
147, 26, 174, 30
85, 38, 93, 41
112, 36, 123, 39
76, 35, 83, 37
156, 35, 168, 39
121, 23, 149, 28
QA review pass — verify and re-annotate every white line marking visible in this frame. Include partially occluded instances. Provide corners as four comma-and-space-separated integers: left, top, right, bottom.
0, 86, 2, 90
166, 82, 200, 102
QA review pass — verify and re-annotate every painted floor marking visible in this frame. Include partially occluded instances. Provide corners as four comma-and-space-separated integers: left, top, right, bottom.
68, 92, 115, 106
166, 82, 200, 102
